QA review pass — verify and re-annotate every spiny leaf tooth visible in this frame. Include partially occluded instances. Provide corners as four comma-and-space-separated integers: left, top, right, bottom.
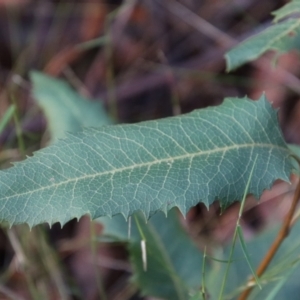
48, 219, 62, 228
27, 221, 35, 231
86, 212, 93, 220
46, 222, 52, 229
162, 207, 168, 218
175, 204, 187, 218
126, 215, 132, 223
140, 209, 150, 221
76, 214, 87, 222
253, 174, 290, 200
160, 201, 171, 217
175, 207, 185, 219
120, 212, 130, 222
102, 213, 112, 220
201, 197, 210, 208
279, 170, 292, 183
120, 209, 130, 221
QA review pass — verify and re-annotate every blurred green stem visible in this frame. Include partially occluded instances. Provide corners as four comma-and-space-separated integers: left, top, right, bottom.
90, 221, 107, 300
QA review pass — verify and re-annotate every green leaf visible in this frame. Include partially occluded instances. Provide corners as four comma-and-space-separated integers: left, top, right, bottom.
288, 144, 300, 159
225, 18, 300, 71
30, 71, 112, 141
128, 209, 202, 300
288, 144, 300, 175
206, 221, 300, 299
99, 209, 203, 299
273, 0, 300, 23
34, 71, 202, 299
0, 95, 293, 227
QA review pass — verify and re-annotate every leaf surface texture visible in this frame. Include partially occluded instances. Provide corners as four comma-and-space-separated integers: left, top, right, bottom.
0, 95, 292, 227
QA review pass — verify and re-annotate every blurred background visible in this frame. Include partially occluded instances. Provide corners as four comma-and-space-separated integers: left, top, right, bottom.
0, 0, 299, 299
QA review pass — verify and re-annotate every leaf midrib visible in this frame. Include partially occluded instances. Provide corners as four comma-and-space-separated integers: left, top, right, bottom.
2, 143, 288, 200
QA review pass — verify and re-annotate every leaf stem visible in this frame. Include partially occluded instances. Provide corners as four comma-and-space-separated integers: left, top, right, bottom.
7, 229, 41, 300
134, 214, 148, 271
133, 214, 147, 242
10, 92, 25, 156
0, 105, 15, 135
218, 155, 258, 300
201, 246, 207, 299
238, 177, 300, 300
218, 213, 240, 300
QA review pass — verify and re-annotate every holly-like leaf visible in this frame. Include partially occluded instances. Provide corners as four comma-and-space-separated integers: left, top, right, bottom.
225, 18, 300, 71
0, 95, 293, 228
30, 71, 112, 142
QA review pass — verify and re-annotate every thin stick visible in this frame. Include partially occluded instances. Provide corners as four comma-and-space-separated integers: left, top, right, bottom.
90, 221, 107, 300
218, 156, 258, 300
238, 178, 300, 300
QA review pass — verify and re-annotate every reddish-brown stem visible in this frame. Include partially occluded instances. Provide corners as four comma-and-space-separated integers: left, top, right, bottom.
238, 178, 300, 300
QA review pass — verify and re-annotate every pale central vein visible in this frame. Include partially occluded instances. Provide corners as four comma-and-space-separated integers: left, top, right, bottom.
2, 143, 288, 200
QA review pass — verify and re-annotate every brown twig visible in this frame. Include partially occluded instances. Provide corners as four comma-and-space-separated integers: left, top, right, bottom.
238, 177, 300, 300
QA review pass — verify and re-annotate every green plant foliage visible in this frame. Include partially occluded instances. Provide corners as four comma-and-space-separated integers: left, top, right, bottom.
101, 212, 300, 300
30, 71, 112, 141
0, 105, 15, 134
32, 72, 203, 299
273, 0, 300, 22
206, 221, 300, 300
0, 95, 293, 228
225, 18, 300, 71
99, 213, 133, 241
100, 209, 203, 300
288, 144, 300, 175
288, 144, 300, 159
